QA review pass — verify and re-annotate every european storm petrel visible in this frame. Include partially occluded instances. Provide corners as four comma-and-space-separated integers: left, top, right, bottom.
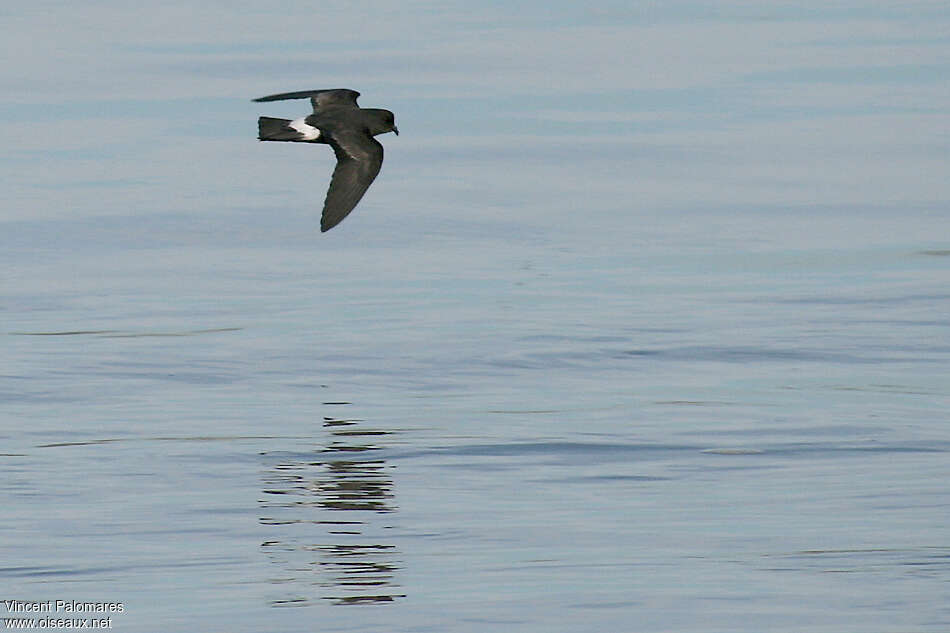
253, 89, 398, 232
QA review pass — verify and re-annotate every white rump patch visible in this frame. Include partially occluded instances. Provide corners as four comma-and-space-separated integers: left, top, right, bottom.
288, 117, 321, 141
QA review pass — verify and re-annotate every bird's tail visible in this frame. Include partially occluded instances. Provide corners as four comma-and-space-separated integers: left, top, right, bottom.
257, 116, 311, 142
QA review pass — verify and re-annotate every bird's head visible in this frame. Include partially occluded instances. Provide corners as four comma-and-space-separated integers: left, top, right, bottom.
367, 109, 398, 136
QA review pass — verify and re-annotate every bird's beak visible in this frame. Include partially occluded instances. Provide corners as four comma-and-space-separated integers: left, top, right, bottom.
393, 126, 399, 136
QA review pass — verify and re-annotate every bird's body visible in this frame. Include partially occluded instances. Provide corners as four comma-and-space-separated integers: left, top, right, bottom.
253, 89, 398, 232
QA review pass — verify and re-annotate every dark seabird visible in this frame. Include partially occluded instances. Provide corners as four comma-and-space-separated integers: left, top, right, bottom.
253, 89, 398, 232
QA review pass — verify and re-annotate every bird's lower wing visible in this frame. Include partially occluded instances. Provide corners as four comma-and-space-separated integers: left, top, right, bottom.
321, 133, 384, 232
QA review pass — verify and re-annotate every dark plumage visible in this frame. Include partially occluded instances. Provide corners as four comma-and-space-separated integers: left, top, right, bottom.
253, 89, 398, 232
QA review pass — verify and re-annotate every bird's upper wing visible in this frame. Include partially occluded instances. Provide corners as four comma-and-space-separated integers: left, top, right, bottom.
320, 128, 384, 232
252, 89, 361, 113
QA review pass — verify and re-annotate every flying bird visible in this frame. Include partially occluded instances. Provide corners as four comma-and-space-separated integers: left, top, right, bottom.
253, 89, 398, 232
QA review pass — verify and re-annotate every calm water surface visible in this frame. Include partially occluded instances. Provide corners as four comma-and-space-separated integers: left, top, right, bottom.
3, 2, 950, 631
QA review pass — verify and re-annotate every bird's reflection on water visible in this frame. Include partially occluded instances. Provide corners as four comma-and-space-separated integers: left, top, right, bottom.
259, 410, 404, 605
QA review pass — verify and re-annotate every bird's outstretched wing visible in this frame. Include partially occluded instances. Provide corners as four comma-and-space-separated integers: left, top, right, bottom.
320, 129, 384, 232
253, 89, 361, 113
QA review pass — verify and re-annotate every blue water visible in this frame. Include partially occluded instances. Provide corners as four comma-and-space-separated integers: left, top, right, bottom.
3, 2, 950, 631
